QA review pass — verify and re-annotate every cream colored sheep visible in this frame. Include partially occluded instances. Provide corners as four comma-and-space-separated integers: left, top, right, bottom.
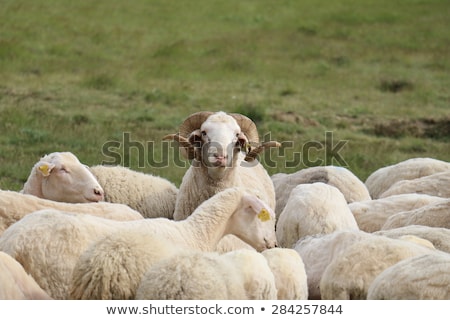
69, 187, 277, 299
2, 188, 276, 300
348, 193, 444, 232
271, 166, 371, 220
135, 250, 247, 300
0, 251, 52, 300
136, 249, 277, 300
293, 230, 374, 299
379, 170, 450, 198
381, 198, 450, 230
89, 165, 178, 219
365, 157, 450, 199
367, 252, 450, 300
21, 151, 104, 203
276, 183, 359, 248
261, 248, 308, 300
374, 225, 450, 254
0, 190, 143, 235
319, 235, 436, 300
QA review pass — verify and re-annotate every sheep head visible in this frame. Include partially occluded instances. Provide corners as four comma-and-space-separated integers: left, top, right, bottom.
22, 152, 105, 203
164, 111, 280, 175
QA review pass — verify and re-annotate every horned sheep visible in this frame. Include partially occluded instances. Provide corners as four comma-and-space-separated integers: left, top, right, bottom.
21, 151, 104, 203
89, 165, 178, 219
164, 111, 280, 251
276, 182, 359, 248
68, 187, 278, 299
365, 157, 450, 199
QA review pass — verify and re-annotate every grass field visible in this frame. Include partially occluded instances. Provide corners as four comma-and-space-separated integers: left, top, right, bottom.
1, 0, 449, 191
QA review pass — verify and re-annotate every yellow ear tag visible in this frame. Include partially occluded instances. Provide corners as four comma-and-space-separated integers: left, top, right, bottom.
257, 208, 271, 222
38, 164, 50, 176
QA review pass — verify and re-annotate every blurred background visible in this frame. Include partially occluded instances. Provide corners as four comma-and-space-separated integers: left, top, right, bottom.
0, 0, 449, 190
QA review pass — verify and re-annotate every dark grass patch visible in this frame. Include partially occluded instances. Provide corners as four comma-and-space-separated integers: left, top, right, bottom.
378, 79, 414, 93
372, 117, 450, 140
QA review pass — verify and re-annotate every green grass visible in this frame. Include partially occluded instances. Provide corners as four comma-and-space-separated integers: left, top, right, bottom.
1, 0, 449, 191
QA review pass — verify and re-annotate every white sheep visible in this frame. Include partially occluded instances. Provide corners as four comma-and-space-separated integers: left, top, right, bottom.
89, 165, 178, 219
271, 166, 371, 220
0, 190, 143, 235
0, 251, 52, 300
293, 230, 374, 299
319, 235, 436, 299
365, 157, 450, 199
164, 111, 280, 251
67, 187, 278, 300
276, 183, 359, 248
367, 252, 450, 300
381, 198, 450, 230
348, 193, 445, 232
135, 249, 277, 300
261, 247, 308, 300
374, 225, 450, 254
21, 151, 104, 203
379, 170, 450, 198
2, 188, 276, 300
0, 210, 138, 299
135, 250, 247, 300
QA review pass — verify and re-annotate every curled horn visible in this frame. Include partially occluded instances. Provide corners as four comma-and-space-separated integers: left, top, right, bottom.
163, 111, 214, 160
230, 113, 260, 144
244, 141, 281, 162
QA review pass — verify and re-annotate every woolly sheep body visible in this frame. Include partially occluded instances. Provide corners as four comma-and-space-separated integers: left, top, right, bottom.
381, 199, 450, 230
319, 236, 436, 300
135, 250, 247, 300
348, 193, 444, 232
261, 248, 308, 300
365, 157, 450, 199
89, 165, 178, 219
69, 188, 277, 299
136, 249, 278, 300
0, 251, 52, 300
0, 210, 129, 299
293, 230, 373, 299
367, 252, 450, 300
379, 170, 450, 198
0, 190, 143, 235
276, 183, 359, 248
21, 152, 104, 203
374, 225, 450, 254
271, 166, 371, 220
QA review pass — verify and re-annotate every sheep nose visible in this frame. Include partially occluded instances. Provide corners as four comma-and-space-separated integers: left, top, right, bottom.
93, 187, 104, 201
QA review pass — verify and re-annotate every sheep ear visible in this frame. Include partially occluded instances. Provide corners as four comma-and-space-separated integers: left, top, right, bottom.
36, 162, 55, 177
243, 194, 275, 222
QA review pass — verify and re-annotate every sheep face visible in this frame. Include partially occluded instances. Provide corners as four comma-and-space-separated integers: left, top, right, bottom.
190, 112, 248, 178
34, 152, 104, 203
225, 193, 277, 252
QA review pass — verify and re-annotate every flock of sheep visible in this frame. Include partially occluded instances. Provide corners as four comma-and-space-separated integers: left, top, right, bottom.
0, 110, 449, 300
